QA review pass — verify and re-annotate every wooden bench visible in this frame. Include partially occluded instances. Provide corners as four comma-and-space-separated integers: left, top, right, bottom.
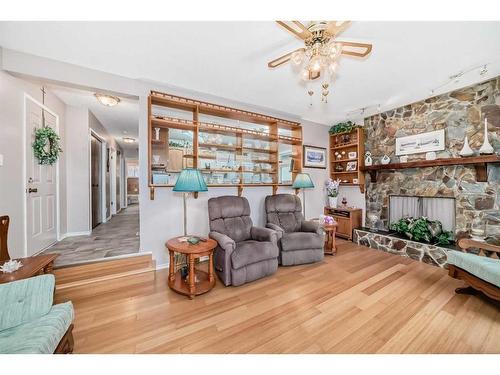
448, 238, 500, 301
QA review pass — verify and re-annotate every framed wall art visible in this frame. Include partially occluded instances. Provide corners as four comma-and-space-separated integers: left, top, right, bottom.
303, 145, 327, 169
395, 129, 445, 156
346, 161, 357, 171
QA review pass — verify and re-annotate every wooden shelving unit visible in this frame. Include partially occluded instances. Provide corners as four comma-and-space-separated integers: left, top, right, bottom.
148, 91, 303, 199
363, 155, 500, 182
329, 128, 365, 193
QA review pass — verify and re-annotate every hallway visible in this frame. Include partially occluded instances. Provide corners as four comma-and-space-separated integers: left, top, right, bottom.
43, 204, 140, 267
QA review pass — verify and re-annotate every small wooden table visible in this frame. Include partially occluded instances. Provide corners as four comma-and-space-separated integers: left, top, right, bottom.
165, 237, 217, 299
0, 254, 58, 284
322, 223, 338, 255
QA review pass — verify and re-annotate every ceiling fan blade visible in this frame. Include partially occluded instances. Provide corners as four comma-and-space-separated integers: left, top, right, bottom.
268, 48, 305, 68
276, 21, 312, 40
339, 41, 373, 57
326, 21, 351, 37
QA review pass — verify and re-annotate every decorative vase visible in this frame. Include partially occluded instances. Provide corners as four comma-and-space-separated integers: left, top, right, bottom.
154, 127, 160, 141
479, 118, 494, 155
425, 151, 437, 161
380, 155, 391, 165
364, 151, 373, 166
328, 196, 338, 208
459, 135, 474, 157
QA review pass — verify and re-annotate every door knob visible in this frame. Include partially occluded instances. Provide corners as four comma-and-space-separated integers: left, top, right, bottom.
28, 188, 38, 193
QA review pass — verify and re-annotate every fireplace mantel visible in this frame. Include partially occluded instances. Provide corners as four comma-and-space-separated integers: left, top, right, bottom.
363, 155, 500, 183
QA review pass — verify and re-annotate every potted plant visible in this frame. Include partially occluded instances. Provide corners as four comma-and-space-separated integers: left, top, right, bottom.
325, 178, 341, 208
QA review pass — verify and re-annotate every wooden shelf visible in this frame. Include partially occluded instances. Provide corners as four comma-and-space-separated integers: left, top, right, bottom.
331, 158, 358, 163
330, 142, 359, 150
363, 155, 500, 183
148, 90, 303, 199
242, 147, 277, 153
198, 143, 241, 151
329, 128, 365, 193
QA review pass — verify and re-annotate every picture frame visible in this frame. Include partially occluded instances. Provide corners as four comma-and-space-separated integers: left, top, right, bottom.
395, 129, 445, 156
348, 151, 357, 159
303, 145, 327, 169
346, 161, 357, 171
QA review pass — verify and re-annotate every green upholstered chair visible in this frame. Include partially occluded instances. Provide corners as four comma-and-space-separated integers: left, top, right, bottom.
0, 274, 74, 354
448, 239, 500, 301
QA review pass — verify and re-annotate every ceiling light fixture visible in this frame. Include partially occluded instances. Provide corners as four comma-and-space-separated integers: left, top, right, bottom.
123, 137, 136, 143
94, 93, 121, 107
268, 21, 373, 104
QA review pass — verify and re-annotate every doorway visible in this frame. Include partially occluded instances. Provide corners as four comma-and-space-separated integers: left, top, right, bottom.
90, 133, 102, 229
24, 95, 59, 256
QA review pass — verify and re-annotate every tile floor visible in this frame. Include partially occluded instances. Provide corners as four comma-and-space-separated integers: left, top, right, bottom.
43, 204, 140, 267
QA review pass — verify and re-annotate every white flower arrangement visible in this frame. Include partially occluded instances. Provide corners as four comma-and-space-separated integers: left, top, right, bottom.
325, 178, 341, 198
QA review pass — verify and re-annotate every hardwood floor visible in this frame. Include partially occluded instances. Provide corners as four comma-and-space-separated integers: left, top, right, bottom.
56, 239, 500, 354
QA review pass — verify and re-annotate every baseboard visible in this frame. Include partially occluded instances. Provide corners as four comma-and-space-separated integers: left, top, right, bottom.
156, 262, 169, 270
58, 231, 91, 240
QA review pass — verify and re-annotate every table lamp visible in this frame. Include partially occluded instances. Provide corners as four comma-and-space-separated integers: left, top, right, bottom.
173, 168, 208, 236
292, 173, 314, 218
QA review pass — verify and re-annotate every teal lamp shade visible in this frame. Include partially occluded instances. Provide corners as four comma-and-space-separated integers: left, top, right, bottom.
292, 173, 314, 189
173, 168, 208, 192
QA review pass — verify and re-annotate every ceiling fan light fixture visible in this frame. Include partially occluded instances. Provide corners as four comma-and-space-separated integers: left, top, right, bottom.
94, 93, 121, 107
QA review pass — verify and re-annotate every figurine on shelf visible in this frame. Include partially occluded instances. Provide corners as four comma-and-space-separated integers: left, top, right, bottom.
341, 197, 348, 207
479, 118, 494, 155
364, 151, 373, 166
380, 155, 391, 165
459, 135, 474, 157
335, 164, 344, 172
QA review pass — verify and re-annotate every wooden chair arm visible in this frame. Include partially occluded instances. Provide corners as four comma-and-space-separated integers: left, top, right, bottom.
458, 238, 500, 255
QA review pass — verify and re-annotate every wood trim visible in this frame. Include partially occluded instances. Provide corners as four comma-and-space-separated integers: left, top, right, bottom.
448, 264, 500, 301
458, 238, 500, 255
0, 215, 9, 262
54, 324, 74, 354
363, 155, 500, 183
54, 253, 154, 286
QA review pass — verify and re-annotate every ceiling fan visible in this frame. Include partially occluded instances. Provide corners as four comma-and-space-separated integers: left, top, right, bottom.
268, 21, 373, 103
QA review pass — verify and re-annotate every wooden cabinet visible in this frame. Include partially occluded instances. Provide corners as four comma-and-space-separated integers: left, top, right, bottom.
324, 207, 362, 241
329, 127, 365, 193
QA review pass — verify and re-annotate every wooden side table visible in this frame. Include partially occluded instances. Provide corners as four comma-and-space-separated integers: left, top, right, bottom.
0, 254, 58, 284
165, 237, 217, 299
322, 223, 338, 255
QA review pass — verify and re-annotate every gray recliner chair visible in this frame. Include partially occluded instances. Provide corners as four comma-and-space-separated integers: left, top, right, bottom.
208, 196, 279, 286
265, 194, 324, 266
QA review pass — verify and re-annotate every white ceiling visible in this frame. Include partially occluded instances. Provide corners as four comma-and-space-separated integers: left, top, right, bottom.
1, 21, 500, 125
49, 85, 139, 152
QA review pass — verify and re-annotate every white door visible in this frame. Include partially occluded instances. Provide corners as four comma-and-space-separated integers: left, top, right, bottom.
26, 98, 58, 256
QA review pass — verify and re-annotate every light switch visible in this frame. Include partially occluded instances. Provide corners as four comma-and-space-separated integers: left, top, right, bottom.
0, 154, 3, 167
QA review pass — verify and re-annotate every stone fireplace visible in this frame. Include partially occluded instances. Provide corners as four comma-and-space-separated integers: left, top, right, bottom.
389, 195, 456, 233
354, 77, 500, 267
364, 76, 499, 244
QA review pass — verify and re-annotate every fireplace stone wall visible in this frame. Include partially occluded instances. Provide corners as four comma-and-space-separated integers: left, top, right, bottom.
364, 77, 500, 244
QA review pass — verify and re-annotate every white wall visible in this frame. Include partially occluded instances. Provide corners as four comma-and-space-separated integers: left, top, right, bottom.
1, 47, 332, 267
65, 106, 90, 234
0, 70, 68, 258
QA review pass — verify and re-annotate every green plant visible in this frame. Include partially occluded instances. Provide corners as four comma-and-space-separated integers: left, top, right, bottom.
32, 126, 62, 165
328, 121, 359, 135
390, 217, 453, 245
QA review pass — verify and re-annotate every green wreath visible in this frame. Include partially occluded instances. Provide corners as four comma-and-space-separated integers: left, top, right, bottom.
33, 127, 62, 165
